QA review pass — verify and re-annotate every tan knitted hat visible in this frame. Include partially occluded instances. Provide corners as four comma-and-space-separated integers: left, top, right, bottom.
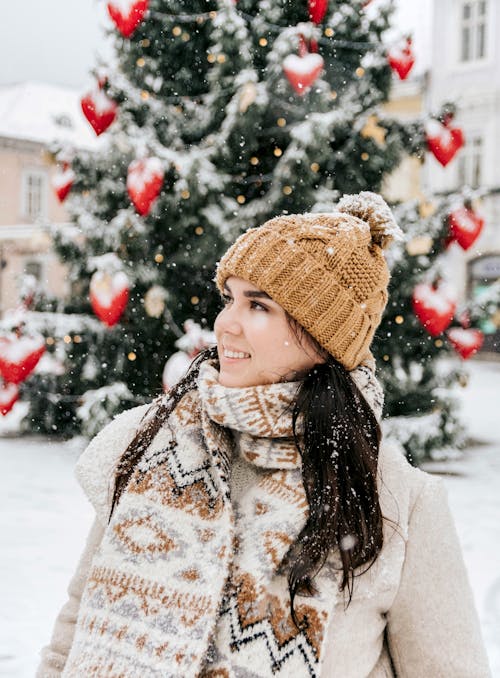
216, 192, 402, 371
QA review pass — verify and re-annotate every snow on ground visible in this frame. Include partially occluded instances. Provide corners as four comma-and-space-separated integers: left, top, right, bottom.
0, 360, 499, 677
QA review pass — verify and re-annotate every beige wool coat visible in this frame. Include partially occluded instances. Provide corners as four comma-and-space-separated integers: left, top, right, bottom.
37, 403, 491, 678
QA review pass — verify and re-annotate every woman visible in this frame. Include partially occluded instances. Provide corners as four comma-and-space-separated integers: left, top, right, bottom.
37, 192, 490, 677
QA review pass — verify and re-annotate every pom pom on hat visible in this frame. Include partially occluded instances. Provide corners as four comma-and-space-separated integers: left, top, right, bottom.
338, 191, 403, 249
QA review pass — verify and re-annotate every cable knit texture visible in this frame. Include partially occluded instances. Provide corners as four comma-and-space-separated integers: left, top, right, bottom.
37, 362, 491, 678
216, 192, 403, 370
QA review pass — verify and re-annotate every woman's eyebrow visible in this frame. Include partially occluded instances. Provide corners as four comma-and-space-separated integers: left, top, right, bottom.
223, 283, 271, 300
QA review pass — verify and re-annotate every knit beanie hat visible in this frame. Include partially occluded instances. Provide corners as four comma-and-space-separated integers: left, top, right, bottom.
216, 192, 402, 371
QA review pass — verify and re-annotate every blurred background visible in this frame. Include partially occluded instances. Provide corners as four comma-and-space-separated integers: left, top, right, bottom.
0, 0, 499, 675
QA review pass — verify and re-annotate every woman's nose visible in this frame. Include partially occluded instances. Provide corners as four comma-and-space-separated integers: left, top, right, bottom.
216, 305, 242, 335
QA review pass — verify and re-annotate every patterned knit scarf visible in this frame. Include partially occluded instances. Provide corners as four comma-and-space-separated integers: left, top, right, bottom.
65, 361, 383, 678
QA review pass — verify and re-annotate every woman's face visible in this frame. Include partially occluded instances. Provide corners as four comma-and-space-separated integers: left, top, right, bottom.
214, 276, 324, 388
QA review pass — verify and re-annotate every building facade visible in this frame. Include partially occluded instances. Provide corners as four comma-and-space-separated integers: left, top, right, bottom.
0, 81, 95, 316
424, 0, 500, 351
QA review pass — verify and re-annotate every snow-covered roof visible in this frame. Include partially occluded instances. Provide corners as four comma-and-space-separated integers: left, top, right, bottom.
0, 81, 99, 149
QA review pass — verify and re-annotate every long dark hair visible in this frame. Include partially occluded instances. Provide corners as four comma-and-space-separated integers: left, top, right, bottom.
110, 343, 383, 628
288, 356, 383, 626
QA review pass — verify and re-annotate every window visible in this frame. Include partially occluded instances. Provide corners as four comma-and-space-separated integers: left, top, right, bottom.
25, 260, 43, 281
22, 169, 48, 221
460, 1, 488, 62
457, 135, 483, 188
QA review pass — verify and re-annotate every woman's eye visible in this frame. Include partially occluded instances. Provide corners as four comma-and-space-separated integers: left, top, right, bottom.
221, 295, 233, 307
250, 300, 268, 312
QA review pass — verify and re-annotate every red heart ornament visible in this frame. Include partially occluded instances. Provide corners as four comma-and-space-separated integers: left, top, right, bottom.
0, 382, 19, 416
308, 0, 328, 24
388, 38, 415, 80
425, 119, 465, 167
0, 335, 45, 385
52, 164, 75, 202
127, 157, 164, 216
107, 0, 149, 38
447, 327, 484, 359
448, 206, 484, 250
412, 283, 456, 336
81, 89, 118, 136
90, 271, 130, 327
283, 53, 324, 95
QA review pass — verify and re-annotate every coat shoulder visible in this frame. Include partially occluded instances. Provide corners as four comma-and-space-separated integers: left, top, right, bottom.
75, 403, 152, 524
377, 440, 444, 534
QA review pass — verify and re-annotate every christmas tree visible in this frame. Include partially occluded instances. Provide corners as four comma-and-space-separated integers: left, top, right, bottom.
9, 0, 496, 459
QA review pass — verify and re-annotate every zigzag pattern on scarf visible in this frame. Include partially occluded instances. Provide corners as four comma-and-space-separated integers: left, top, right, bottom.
132, 441, 222, 512
220, 596, 319, 677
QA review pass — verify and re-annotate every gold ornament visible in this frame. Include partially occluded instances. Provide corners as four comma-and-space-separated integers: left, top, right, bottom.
361, 115, 387, 147
406, 235, 434, 256
144, 285, 166, 318
238, 82, 257, 113
418, 200, 437, 218
458, 373, 469, 388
